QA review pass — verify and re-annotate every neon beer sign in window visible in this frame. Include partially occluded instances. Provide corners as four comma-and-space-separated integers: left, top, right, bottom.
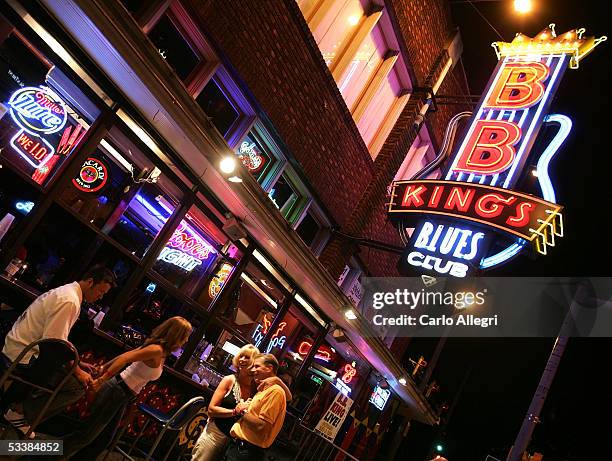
158, 221, 217, 272
388, 25, 606, 276
7, 86, 68, 169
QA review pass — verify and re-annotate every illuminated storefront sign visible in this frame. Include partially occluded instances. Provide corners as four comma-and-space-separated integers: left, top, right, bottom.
252, 315, 287, 353
237, 141, 266, 173
72, 157, 108, 192
7, 86, 67, 169
388, 25, 606, 276
158, 221, 216, 272
369, 385, 391, 410
297, 340, 333, 362
15, 201, 35, 214
208, 263, 233, 298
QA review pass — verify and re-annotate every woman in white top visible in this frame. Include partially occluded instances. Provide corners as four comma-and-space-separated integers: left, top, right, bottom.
191, 344, 292, 461
59, 316, 192, 460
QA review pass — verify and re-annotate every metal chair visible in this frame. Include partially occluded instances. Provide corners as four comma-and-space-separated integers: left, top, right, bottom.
0, 338, 79, 439
107, 395, 206, 461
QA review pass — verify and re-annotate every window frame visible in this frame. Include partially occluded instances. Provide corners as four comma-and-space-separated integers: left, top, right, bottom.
293, 201, 331, 256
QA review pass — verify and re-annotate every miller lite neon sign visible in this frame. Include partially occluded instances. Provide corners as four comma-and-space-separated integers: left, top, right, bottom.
7, 86, 68, 169
389, 25, 606, 277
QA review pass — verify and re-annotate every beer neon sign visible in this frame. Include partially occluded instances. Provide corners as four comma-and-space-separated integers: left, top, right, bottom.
158, 221, 216, 272
389, 25, 606, 276
7, 86, 68, 169
297, 340, 333, 362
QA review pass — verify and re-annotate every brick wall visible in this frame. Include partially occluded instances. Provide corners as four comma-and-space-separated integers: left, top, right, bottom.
186, 0, 469, 279
187, 0, 374, 228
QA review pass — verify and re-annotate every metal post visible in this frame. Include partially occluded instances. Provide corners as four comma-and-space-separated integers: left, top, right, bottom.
506, 282, 588, 461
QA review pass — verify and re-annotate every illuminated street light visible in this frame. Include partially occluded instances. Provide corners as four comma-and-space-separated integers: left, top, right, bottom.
398, 377, 407, 385
219, 156, 237, 174
344, 309, 357, 320
514, 0, 533, 14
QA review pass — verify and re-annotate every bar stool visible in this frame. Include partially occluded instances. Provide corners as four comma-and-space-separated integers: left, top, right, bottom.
107, 395, 206, 461
0, 338, 79, 439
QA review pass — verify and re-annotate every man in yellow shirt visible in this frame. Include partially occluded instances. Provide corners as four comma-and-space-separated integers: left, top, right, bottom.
228, 353, 287, 461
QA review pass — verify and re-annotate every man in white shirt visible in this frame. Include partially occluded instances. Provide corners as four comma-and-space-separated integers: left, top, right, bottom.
1, 266, 115, 436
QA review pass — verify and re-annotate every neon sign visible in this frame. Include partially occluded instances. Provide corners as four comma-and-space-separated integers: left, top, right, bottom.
297, 340, 333, 362
252, 315, 287, 353
72, 157, 108, 192
406, 221, 485, 278
237, 141, 266, 173
369, 385, 391, 411
208, 263, 233, 298
7, 86, 68, 169
341, 363, 357, 384
15, 201, 35, 214
389, 25, 606, 276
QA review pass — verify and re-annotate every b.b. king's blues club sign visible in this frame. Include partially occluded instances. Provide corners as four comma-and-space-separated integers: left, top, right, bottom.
388, 25, 606, 278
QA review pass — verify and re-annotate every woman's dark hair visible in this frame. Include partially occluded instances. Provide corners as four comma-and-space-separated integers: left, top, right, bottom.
81, 266, 117, 287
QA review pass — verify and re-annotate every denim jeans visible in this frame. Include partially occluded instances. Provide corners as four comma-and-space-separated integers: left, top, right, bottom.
225, 439, 265, 461
60, 377, 133, 460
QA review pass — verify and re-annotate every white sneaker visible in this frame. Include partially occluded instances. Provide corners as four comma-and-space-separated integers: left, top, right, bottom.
4, 408, 36, 438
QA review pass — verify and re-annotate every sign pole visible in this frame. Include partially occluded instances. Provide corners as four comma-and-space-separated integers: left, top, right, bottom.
506, 283, 587, 461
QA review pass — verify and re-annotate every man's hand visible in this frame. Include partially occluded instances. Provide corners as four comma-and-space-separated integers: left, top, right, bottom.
74, 365, 93, 388
234, 400, 250, 415
79, 362, 99, 376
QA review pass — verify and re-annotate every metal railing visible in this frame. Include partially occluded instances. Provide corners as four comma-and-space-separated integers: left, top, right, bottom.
273, 410, 360, 461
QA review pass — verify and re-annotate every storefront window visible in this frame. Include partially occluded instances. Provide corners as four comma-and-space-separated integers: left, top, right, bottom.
0, 20, 97, 190
196, 78, 240, 137
184, 321, 245, 387
267, 306, 318, 387
152, 205, 227, 302
115, 277, 200, 363
216, 261, 286, 340
57, 126, 183, 258
147, 14, 201, 81
16, 203, 97, 291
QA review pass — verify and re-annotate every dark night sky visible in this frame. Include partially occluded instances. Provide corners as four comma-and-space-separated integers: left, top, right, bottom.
401, 1, 611, 460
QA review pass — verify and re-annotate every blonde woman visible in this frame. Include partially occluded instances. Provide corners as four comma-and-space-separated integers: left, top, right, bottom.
191, 344, 292, 461
59, 316, 193, 460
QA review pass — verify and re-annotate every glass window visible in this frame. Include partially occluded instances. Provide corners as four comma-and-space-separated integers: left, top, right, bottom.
57, 125, 184, 258
235, 130, 279, 185
0, 25, 97, 189
216, 261, 286, 338
114, 277, 201, 364
152, 206, 227, 301
107, 182, 181, 258
148, 14, 201, 81
337, 25, 386, 111
268, 174, 299, 218
184, 321, 259, 387
315, 0, 366, 68
357, 66, 402, 150
15, 203, 96, 291
0, 162, 41, 247
196, 78, 240, 137
296, 211, 322, 248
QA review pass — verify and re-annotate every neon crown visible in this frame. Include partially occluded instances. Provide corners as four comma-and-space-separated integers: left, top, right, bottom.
492, 24, 607, 69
